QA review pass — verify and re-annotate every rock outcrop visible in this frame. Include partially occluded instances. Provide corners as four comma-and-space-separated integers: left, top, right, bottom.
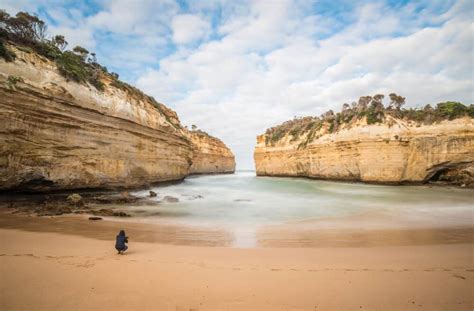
0, 43, 235, 192
255, 115, 474, 186
188, 131, 235, 174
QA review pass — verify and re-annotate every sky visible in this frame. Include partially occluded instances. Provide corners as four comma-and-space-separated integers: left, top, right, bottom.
3, 0, 473, 169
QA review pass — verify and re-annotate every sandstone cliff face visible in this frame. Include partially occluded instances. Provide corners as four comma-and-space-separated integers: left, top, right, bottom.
188, 131, 235, 174
254, 117, 474, 186
0, 45, 234, 192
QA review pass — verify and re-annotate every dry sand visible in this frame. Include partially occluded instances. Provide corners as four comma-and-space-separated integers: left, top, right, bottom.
0, 214, 473, 310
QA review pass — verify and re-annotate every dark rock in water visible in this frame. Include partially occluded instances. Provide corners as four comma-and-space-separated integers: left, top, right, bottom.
234, 199, 252, 202
88, 216, 102, 220
149, 190, 157, 197
91, 208, 130, 217
187, 195, 204, 200
92, 208, 114, 216
163, 196, 179, 203
67, 193, 84, 207
91, 192, 139, 204
113, 211, 131, 217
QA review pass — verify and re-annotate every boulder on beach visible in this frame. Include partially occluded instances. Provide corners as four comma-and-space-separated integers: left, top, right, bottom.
149, 190, 157, 197
88, 216, 102, 221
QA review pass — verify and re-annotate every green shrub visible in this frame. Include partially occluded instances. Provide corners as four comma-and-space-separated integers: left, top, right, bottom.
328, 121, 335, 133
366, 108, 381, 125
263, 95, 472, 147
468, 105, 474, 118
435, 102, 468, 120
0, 40, 16, 62
56, 51, 88, 82
6, 75, 24, 88
271, 129, 285, 143
401, 109, 426, 122
89, 76, 104, 91
55, 51, 105, 91
34, 41, 61, 60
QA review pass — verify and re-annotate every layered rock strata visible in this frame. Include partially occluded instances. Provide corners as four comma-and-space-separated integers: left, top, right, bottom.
254, 117, 474, 186
188, 131, 235, 174
0, 44, 235, 191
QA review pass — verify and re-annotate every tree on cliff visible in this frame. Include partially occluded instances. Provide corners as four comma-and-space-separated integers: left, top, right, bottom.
0, 9, 163, 96
73, 45, 89, 61
263, 93, 472, 147
51, 35, 67, 51
321, 110, 335, 121
356, 96, 372, 112
0, 11, 47, 43
388, 93, 406, 110
88, 52, 97, 64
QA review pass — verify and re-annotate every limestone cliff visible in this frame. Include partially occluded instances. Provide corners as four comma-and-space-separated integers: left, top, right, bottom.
255, 105, 474, 186
0, 43, 235, 192
187, 131, 235, 174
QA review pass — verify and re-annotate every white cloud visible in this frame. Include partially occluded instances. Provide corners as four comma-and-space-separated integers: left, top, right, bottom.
137, 0, 473, 169
171, 14, 210, 45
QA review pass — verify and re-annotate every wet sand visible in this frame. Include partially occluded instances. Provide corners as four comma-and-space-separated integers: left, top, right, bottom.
1, 211, 473, 248
1, 212, 473, 310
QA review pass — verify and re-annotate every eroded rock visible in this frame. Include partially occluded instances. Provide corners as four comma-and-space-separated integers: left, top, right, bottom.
254, 118, 474, 185
0, 43, 235, 192
91, 209, 130, 217
163, 196, 179, 203
67, 193, 84, 207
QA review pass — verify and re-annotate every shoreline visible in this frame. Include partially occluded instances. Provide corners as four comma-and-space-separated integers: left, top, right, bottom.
1, 211, 473, 248
0, 171, 238, 195
2, 169, 471, 196
255, 173, 473, 188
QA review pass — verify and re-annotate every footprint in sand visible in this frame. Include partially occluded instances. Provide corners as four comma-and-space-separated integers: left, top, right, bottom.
12, 253, 39, 258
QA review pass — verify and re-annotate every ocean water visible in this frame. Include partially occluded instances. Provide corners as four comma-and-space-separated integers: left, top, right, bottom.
114, 171, 474, 246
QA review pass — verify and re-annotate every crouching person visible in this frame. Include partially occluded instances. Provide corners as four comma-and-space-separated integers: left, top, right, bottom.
115, 230, 129, 254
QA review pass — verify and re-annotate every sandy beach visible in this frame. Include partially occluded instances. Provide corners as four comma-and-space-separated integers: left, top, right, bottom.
1, 213, 473, 310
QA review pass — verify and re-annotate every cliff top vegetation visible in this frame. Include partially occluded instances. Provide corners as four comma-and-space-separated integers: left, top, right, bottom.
186, 125, 230, 148
263, 94, 473, 147
0, 9, 180, 127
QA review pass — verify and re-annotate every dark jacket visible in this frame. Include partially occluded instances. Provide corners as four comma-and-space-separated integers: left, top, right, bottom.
115, 230, 128, 250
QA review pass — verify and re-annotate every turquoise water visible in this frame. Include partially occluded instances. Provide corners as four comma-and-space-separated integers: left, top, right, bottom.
124, 171, 473, 231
